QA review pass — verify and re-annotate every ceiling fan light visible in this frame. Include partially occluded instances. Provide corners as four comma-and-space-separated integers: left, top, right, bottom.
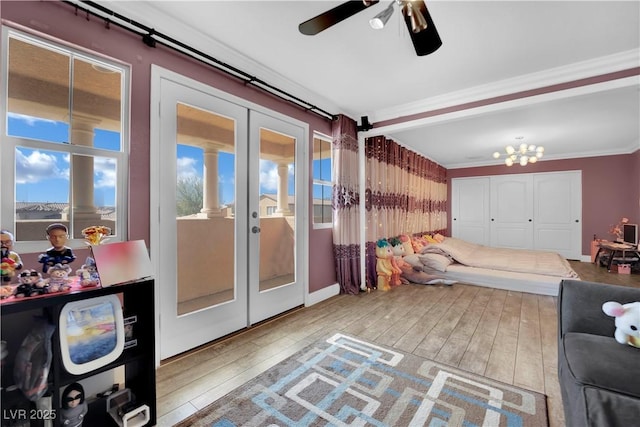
403, 2, 428, 33
369, 2, 395, 29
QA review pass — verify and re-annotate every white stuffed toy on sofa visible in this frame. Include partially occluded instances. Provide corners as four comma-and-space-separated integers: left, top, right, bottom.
602, 301, 640, 348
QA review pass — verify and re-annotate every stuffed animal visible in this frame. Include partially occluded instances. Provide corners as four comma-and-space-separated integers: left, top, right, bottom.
14, 270, 47, 298
602, 301, 640, 348
45, 263, 73, 293
375, 239, 395, 291
388, 237, 410, 285
76, 256, 100, 287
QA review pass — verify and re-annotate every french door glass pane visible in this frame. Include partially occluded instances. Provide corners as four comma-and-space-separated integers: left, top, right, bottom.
175, 102, 236, 315
258, 128, 295, 292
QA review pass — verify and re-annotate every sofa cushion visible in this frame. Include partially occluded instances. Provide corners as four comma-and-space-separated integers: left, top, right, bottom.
563, 332, 640, 398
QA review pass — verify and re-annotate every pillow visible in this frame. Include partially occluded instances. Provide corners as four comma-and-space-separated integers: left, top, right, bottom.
433, 233, 446, 243
411, 238, 425, 253
423, 235, 438, 244
418, 253, 453, 272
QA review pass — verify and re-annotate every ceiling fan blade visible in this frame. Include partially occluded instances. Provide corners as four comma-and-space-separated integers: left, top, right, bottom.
299, 0, 380, 35
403, 1, 442, 56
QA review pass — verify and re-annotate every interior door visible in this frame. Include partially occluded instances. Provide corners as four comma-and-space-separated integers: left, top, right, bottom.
490, 174, 534, 249
451, 177, 490, 245
533, 171, 582, 260
248, 111, 305, 324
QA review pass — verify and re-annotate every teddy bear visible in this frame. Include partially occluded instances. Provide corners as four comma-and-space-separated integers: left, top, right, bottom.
44, 263, 73, 293
375, 239, 396, 291
602, 301, 640, 348
76, 256, 100, 287
14, 270, 47, 298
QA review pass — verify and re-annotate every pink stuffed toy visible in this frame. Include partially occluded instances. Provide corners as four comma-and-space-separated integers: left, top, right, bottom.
602, 301, 640, 348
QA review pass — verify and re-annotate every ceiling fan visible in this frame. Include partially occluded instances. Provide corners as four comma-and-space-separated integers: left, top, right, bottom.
299, 0, 442, 56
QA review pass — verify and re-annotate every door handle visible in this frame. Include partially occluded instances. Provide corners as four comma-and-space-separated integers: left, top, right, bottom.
252, 226, 261, 234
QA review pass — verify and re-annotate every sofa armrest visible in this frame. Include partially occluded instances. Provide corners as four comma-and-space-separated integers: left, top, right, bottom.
558, 279, 640, 338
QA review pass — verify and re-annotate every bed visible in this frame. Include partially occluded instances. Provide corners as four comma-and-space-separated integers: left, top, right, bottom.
403, 236, 580, 296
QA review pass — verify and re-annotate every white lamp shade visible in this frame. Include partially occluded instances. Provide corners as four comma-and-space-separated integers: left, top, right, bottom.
505, 158, 514, 166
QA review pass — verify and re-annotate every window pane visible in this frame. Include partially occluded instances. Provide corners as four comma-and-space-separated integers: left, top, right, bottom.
7, 37, 70, 143
14, 147, 69, 241
72, 57, 122, 151
313, 138, 332, 181
313, 183, 333, 224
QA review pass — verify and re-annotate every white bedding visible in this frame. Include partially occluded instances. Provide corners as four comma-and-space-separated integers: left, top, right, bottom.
405, 237, 580, 296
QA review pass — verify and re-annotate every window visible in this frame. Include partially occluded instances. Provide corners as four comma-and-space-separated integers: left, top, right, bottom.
1, 28, 129, 252
312, 132, 333, 228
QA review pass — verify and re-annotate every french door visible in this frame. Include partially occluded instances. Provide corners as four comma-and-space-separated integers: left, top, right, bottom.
151, 67, 305, 360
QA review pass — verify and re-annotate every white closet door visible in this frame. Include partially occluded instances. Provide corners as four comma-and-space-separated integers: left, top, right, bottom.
451, 177, 490, 245
490, 174, 534, 249
533, 171, 582, 260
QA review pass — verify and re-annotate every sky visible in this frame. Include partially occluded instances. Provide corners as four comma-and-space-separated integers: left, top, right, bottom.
8, 113, 321, 207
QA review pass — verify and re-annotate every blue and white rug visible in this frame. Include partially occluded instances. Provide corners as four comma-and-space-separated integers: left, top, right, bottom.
177, 333, 548, 426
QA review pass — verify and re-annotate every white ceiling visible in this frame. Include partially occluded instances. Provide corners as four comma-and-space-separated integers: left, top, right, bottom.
100, 0, 640, 168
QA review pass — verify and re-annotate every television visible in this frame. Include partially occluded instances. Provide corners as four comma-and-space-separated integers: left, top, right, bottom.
59, 294, 125, 375
623, 223, 638, 246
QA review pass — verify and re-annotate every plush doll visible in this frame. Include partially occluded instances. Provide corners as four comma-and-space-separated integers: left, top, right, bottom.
76, 257, 100, 287
602, 301, 640, 348
375, 239, 395, 291
399, 234, 414, 255
388, 237, 410, 285
45, 263, 73, 293
1, 230, 23, 283
14, 270, 47, 298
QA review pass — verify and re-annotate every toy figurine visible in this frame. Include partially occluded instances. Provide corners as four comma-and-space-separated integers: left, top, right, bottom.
44, 263, 73, 293
1, 230, 23, 283
14, 270, 47, 298
60, 383, 88, 427
76, 257, 100, 287
38, 223, 75, 273
375, 239, 395, 291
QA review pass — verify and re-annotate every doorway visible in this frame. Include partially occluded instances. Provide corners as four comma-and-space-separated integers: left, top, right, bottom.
151, 67, 306, 360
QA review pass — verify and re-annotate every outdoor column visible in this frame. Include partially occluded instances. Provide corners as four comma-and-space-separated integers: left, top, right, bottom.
275, 162, 292, 216
66, 115, 101, 222
199, 146, 223, 218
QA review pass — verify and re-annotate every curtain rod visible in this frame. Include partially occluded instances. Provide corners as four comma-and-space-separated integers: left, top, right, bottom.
61, 1, 337, 121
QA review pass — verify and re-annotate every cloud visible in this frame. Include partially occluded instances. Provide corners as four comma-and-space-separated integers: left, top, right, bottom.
15, 148, 67, 184
259, 160, 279, 191
177, 156, 199, 180
94, 157, 116, 188
8, 112, 57, 127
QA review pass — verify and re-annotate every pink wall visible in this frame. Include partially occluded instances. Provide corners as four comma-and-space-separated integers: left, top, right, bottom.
447, 152, 640, 256
2, 1, 337, 292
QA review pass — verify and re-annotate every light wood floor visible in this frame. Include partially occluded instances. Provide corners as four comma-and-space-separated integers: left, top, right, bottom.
155, 261, 640, 427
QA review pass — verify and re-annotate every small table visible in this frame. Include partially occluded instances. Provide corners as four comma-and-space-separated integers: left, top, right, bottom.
595, 241, 640, 272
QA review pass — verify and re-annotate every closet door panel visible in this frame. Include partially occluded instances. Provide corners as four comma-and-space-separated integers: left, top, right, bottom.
534, 171, 581, 259
451, 177, 490, 245
490, 174, 534, 249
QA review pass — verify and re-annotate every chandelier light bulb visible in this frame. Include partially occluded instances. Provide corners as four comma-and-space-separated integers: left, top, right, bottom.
493, 138, 544, 167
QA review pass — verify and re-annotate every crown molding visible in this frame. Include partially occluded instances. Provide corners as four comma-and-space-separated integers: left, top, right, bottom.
369, 49, 640, 124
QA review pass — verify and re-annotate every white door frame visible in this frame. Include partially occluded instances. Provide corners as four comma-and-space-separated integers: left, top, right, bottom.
150, 66, 309, 364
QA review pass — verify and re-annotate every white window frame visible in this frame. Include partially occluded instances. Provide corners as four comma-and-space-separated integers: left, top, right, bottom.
0, 27, 130, 253
312, 132, 333, 229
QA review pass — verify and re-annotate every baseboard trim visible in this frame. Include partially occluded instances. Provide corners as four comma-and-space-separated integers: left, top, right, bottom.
306, 283, 340, 307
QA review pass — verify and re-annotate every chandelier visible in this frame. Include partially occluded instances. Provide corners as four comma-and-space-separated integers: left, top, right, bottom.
493, 138, 544, 166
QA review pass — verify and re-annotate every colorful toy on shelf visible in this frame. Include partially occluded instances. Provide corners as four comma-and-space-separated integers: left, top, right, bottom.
14, 270, 47, 298
44, 263, 73, 293
60, 382, 88, 427
38, 223, 76, 273
76, 256, 100, 287
81, 225, 111, 246
1, 230, 23, 283
375, 239, 395, 291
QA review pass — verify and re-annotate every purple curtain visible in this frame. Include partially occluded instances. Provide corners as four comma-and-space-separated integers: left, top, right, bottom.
331, 115, 362, 294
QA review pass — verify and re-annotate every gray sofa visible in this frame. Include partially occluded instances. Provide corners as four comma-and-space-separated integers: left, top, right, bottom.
558, 279, 640, 426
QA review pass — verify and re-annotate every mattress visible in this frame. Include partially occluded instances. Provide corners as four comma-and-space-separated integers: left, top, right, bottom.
404, 254, 569, 296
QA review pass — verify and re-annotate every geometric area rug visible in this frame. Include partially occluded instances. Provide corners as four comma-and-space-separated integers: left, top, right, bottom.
175, 333, 548, 426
